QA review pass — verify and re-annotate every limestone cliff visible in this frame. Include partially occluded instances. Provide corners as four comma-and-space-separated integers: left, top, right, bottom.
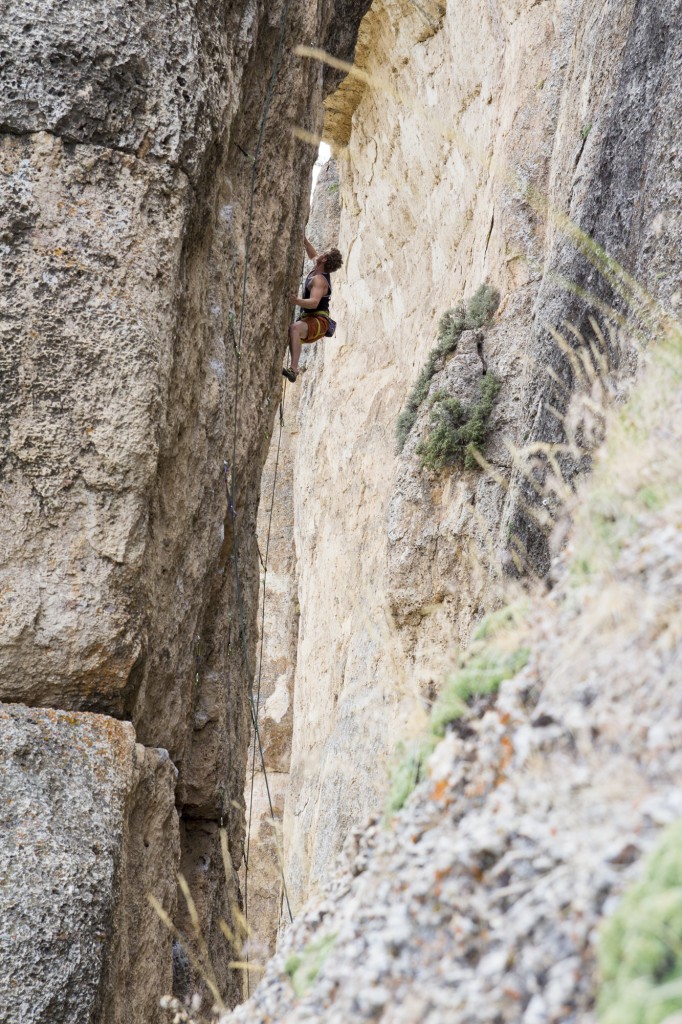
242, 157, 342, 972
0, 1, 369, 1020
282, 0, 682, 914
227, 323, 682, 1023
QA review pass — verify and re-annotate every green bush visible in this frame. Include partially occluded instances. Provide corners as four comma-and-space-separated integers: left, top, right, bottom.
437, 302, 467, 356
395, 351, 441, 452
385, 736, 439, 817
598, 821, 682, 1024
417, 373, 501, 471
464, 283, 500, 330
395, 284, 500, 453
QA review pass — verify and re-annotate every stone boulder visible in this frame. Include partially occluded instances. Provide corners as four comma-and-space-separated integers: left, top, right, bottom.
0, 702, 179, 1024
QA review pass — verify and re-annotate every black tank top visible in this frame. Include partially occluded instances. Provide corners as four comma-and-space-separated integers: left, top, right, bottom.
303, 270, 331, 313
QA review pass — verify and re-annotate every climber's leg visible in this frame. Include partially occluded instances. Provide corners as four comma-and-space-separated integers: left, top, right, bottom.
283, 320, 308, 380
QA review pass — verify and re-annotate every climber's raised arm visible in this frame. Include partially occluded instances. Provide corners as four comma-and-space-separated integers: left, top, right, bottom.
304, 235, 318, 261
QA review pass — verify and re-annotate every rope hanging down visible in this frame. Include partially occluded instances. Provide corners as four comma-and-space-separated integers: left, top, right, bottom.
244, 381, 287, 919
223, 448, 293, 928
225, 0, 296, 951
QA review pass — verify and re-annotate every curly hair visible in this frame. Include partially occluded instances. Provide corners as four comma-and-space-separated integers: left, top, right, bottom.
321, 247, 343, 273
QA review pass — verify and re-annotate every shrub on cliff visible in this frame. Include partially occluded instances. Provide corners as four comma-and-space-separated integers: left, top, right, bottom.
395, 284, 500, 453
417, 373, 501, 471
598, 821, 682, 1024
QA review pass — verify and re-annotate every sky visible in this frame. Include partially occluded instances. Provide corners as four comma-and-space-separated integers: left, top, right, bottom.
311, 142, 331, 192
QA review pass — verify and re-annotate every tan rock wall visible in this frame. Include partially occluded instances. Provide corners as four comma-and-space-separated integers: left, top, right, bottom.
284, 0, 682, 910
242, 159, 341, 967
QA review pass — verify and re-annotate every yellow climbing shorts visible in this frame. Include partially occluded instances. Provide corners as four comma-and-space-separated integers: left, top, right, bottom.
300, 313, 330, 344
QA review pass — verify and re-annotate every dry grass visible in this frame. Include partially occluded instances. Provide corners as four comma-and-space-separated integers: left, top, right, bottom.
150, 826, 259, 1023
569, 324, 682, 579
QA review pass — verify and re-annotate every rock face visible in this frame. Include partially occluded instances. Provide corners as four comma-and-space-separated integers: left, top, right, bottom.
242, 158, 342, 971
0, 0, 370, 1019
0, 703, 179, 1024
2, 0, 680, 1015
282, 0, 682, 912
224, 326, 682, 1023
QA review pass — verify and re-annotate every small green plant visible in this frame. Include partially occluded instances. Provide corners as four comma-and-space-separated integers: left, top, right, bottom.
430, 643, 529, 737
327, 181, 339, 194
471, 602, 529, 642
437, 301, 467, 355
417, 373, 501, 471
285, 933, 337, 997
464, 283, 500, 330
395, 283, 500, 452
581, 122, 593, 140
385, 604, 529, 816
598, 821, 682, 1024
385, 736, 438, 817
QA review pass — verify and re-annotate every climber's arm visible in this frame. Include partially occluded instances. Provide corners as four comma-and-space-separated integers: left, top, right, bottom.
290, 275, 328, 310
304, 235, 318, 260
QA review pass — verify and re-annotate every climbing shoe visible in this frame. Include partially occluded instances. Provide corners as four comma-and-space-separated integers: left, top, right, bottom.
282, 367, 298, 383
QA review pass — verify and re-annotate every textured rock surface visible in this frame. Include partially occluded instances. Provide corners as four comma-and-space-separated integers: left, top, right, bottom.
0, 702, 179, 1024
0, 128, 191, 718
242, 158, 341, 965
175, 819, 244, 1010
283, 0, 682, 911
241, 773, 290, 981
0, 0, 370, 1016
0, 0, 336, 777
225, 333, 682, 1023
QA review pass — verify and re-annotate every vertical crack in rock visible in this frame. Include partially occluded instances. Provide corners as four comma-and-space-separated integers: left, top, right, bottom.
242, 157, 342, 966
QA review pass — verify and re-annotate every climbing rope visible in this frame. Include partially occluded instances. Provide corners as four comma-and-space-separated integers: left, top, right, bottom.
244, 380, 287, 908
222, 448, 293, 921
223, 0, 297, 983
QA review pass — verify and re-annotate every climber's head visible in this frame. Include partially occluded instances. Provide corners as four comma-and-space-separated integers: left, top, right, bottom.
319, 248, 343, 273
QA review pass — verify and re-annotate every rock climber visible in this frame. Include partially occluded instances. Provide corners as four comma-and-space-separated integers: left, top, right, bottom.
282, 236, 343, 382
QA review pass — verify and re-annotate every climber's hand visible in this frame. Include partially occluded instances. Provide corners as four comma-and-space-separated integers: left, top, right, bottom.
289, 293, 300, 305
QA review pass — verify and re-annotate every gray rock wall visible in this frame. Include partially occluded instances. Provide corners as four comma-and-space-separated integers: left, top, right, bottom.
507, 0, 682, 566
0, 703, 179, 1024
0, 0, 369, 1019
